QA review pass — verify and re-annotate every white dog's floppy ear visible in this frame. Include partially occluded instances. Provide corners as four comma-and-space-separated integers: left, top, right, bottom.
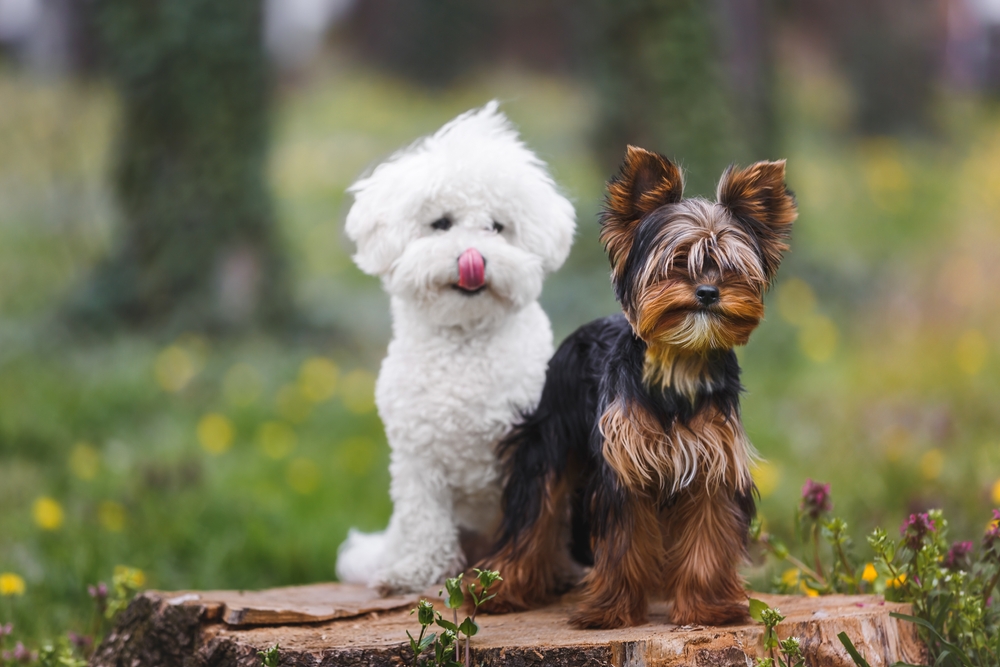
344, 173, 406, 277
517, 184, 576, 274
464, 102, 576, 273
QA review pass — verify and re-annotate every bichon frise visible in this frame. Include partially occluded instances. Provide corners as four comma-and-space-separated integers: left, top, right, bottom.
335, 102, 576, 595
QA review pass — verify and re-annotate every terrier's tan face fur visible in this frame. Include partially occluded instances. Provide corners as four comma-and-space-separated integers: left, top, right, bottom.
601, 147, 796, 359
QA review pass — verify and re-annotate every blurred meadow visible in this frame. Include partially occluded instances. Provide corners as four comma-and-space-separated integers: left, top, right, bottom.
1, 0, 1000, 647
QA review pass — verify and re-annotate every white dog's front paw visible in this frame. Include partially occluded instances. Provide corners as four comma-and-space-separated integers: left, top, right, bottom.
374, 554, 457, 596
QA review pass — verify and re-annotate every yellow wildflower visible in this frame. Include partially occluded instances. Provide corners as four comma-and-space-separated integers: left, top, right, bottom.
886, 573, 907, 588
0, 572, 25, 596
781, 568, 800, 587
197, 413, 234, 455
69, 442, 100, 480
751, 461, 780, 499
113, 565, 145, 589
298, 357, 339, 403
919, 449, 944, 481
33, 496, 64, 530
98, 501, 126, 532
154, 345, 196, 393
862, 563, 878, 583
955, 329, 988, 376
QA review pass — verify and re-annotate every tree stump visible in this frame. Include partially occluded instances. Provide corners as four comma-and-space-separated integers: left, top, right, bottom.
90, 583, 926, 667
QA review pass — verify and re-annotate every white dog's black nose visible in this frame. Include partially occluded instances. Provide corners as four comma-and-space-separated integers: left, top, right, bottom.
695, 285, 720, 306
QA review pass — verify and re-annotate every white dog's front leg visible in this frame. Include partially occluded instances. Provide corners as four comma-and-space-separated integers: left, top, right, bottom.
374, 466, 462, 595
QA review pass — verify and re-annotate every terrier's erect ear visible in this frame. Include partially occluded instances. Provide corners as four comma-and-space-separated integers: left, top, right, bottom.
717, 160, 797, 279
601, 146, 684, 269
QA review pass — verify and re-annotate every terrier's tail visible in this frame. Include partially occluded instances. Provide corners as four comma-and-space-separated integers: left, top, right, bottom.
335, 529, 386, 585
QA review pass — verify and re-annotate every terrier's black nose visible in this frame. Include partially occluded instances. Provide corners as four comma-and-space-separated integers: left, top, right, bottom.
695, 285, 720, 306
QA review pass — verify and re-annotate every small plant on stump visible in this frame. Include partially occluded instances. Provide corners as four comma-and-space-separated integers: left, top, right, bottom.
406, 568, 502, 667
753, 479, 1000, 666
748, 599, 804, 667
257, 643, 280, 667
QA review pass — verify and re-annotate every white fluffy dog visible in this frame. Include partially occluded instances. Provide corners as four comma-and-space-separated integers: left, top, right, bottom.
335, 102, 576, 595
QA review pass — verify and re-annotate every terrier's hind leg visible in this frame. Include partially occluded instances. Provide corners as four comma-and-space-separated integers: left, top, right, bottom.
478, 474, 575, 613
570, 488, 663, 629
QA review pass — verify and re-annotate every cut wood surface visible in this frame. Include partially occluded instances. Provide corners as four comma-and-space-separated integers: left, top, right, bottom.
91, 583, 926, 667
158, 583, 419, 626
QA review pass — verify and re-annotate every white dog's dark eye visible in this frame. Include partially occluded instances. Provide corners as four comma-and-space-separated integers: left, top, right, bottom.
431, 217, 452, 231
492, 221, 504, 233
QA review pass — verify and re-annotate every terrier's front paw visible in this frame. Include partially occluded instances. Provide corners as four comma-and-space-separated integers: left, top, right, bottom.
668, 598, 749, 626
474, 578, 527, 615
569, 601, 646, 629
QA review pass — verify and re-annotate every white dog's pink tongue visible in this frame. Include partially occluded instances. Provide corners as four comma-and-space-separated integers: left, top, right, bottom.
457, 248, 486, 291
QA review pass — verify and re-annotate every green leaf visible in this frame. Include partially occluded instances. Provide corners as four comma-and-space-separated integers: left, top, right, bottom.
475, 568, 502, 590
888, 613, 975, 667
458, 617, 479, 637
748, 598, 770, 623
257, 644, 281, 667
418, 633, 435, 652
837, 632, 871, 667
435, 617, 458, 633
933, 650, 952, 666
443, 575, 465, 610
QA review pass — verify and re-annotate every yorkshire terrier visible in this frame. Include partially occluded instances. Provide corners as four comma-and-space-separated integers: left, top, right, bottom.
478, 146, 796, 628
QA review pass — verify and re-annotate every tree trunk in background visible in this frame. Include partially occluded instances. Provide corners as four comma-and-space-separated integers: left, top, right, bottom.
796, 0, 943, 137
346, 0, 491, 88
585, 0, 775, 197
838, 0, 941, 136
72, 0, 291, 331
717, 0, 777, 162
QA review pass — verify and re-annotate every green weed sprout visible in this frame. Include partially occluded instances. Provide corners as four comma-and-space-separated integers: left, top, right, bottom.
407, 568, 502, 667
257, 643, 280, 667
749, 599, 804, 667
36, 638, 87, 667
105, 566, 145, 619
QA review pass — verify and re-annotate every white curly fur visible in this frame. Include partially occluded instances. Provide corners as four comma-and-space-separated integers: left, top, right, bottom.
335, 102, 576, 594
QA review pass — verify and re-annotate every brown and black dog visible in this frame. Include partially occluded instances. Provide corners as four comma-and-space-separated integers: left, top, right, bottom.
478, 146, 796, 628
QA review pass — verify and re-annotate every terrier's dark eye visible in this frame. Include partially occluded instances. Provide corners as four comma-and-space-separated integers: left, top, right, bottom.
431, 217, 452, 231
492, 221, 504, 233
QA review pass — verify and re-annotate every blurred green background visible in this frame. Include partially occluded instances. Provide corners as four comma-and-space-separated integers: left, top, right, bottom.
1, 0, 1000, 644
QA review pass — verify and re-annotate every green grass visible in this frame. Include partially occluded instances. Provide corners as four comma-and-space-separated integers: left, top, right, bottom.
1, 56, 1000, 645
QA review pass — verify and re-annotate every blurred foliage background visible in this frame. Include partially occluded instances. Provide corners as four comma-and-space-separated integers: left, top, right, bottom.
1, 0, 1000, 644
